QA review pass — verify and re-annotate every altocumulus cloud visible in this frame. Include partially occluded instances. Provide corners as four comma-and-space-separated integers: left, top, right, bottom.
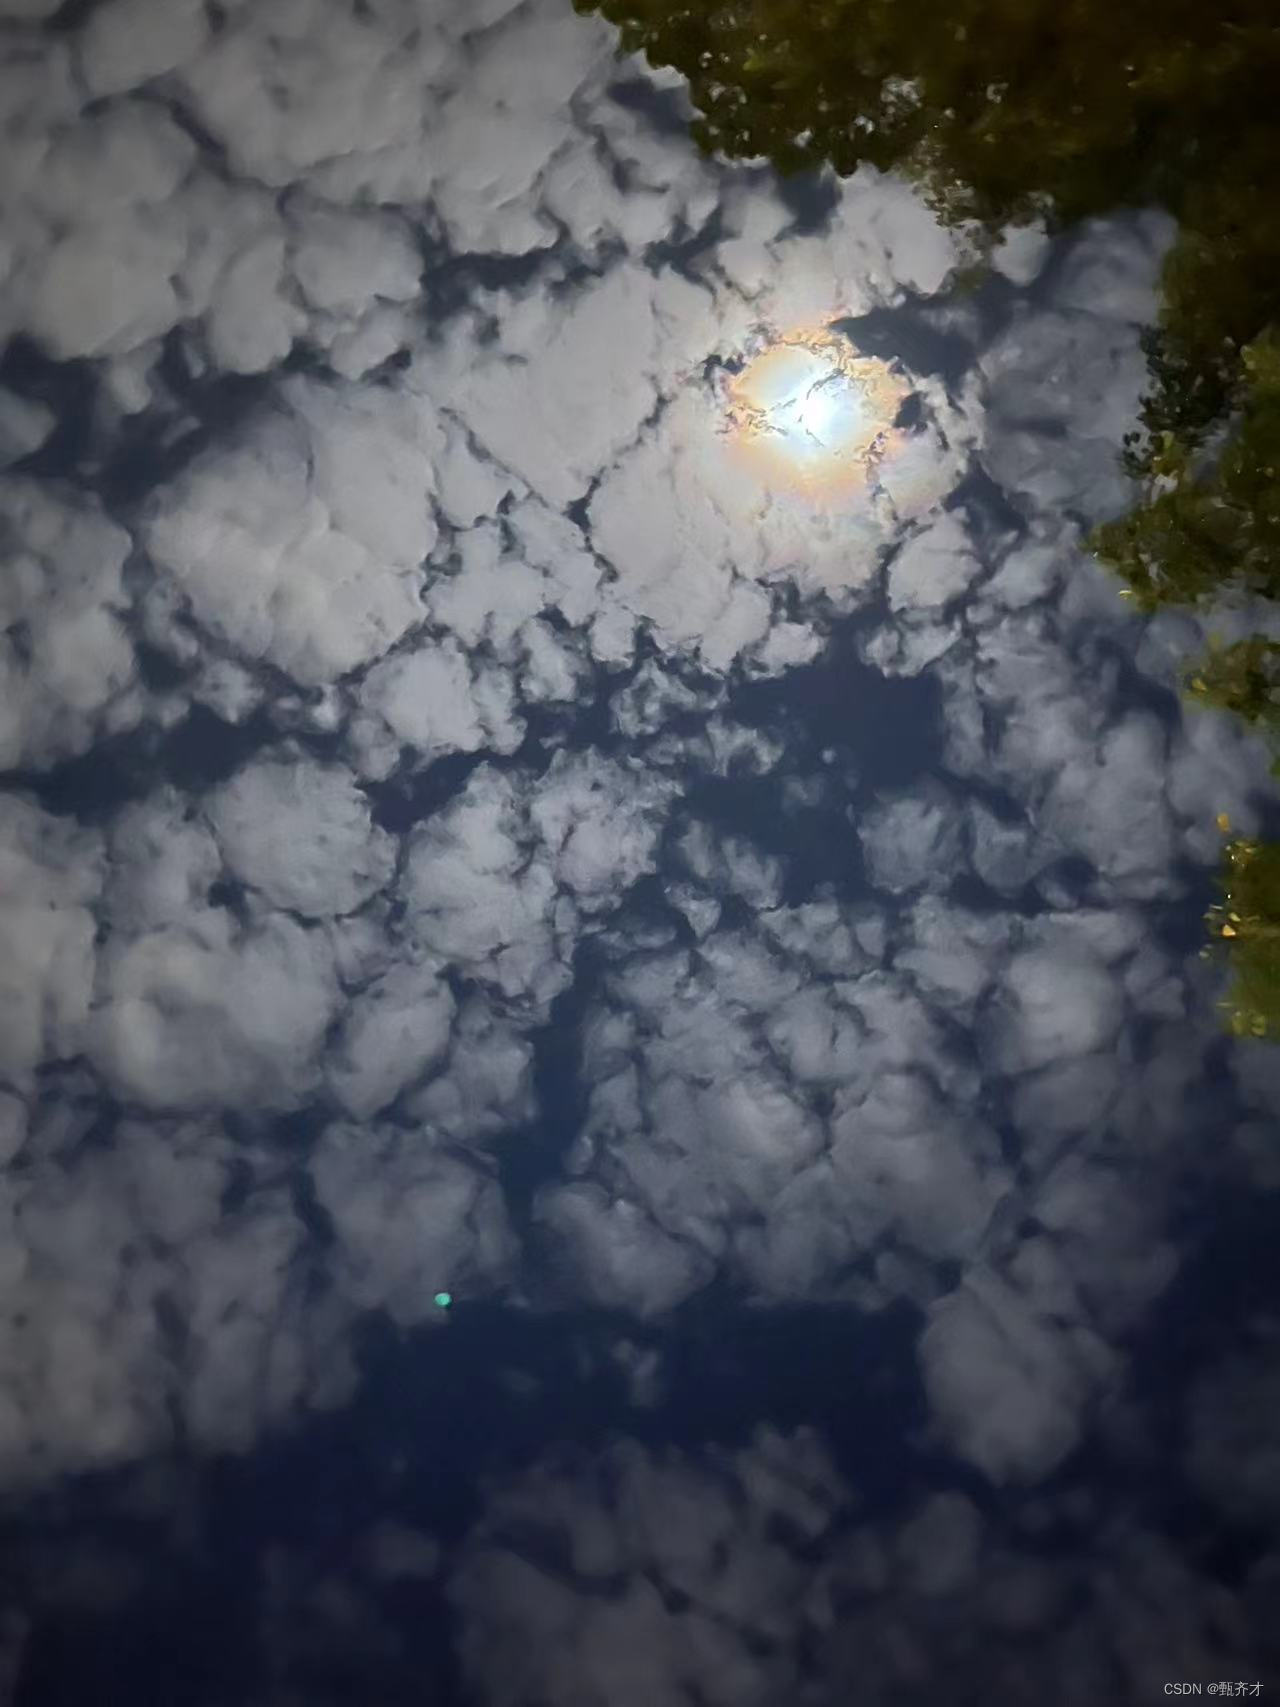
0, 0, 1279, 1695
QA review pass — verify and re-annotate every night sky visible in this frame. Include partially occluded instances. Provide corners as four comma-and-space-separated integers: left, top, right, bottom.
0, 0, 1278, 1701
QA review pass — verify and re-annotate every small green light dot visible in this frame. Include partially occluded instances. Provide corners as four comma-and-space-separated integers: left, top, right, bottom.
433, 1291, 453, 1309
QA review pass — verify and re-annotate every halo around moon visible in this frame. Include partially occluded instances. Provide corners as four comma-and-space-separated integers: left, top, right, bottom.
719, 326, 911, 506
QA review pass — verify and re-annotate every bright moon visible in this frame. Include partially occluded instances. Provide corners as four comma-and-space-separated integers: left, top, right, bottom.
720, 326, 911, 506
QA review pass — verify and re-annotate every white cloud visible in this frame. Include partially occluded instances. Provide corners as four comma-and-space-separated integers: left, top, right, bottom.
310, 1122, 518, 1326
0, 0, 1275, 1590
1040, 712, 1178, 899
142, 383, 439, 686
1052, 211, 1177, 327
77, 0, 208, 97
405, 996, 536, 1142
536, 907, 1015, 1317
535, 1182, 716, 1317
450, 1420, 1277, 1705
981, 936, 1124, 1074
417, 261, 722, 511
887, 509, 983, 611
401, 765, 573, 1015
90, 905, 338, 1112
326, 955, 456, 1121
0, 797, 102, 1092
0, 387, 53, 468
0, 1116, 355, 1485
585, 366, 970, 670
289, 202, 421, 318
0, 479, 139, 769
920, 1264, 1116, 1482
858, 778, 966, 894
103, 792, 222, 933
530, 749, 676, 910
973, 303, 1151, 524
452, 1427, 839, 1706
354, 639, 523, 778
206, 753, 396, 917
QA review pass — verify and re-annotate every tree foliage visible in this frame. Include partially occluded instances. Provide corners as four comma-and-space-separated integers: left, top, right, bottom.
578, 0, 1277, 226
1094, 331, 1280, 614
1185, 636, 1280, 777
1204, 832, 1280, 1040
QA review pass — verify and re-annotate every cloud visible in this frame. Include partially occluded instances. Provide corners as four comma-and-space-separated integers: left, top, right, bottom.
450, 1423, 1278, 1707
0, 1112, 355, 1483
325, 954, 456, 1122
401, 764, 574, 1015
0, 796, 102, 1091
583, 359, 972, 669
91, 907, 339, 1113
0, 479, 139, 769
859, 777, 966, 894
310, 1122, 518, 1326
87, 794, 340, 1112
980, 934, 1124, 1073
451, 1427, 844, 1707
970, 215, 1175, 527
0, 1, 1277, 1643
401, 754, 674, 1015
886, 508, 984, 612
920, 1263, 1116, 1482
533, 895, 1012, 1319
206, 752, 396, 917
142, 382, 440, 687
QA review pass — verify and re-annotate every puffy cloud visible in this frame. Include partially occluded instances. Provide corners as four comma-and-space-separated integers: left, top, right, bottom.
288, 203, 421, 318
0, 1115, 355, 1485
205, 754, 396, 917
401, 754, 672, 1013
536, 906, 1011, 1317
827, 1074, 1008, 1265
981, 935, 1124, 1074
1039, 712, 1179, 899
585, 358, 971, 670
0, 386, 53, 468
102, 792, 222, 934
858, 777, 966, 895
75, 0, 209, 97
529, 749, 676, 910
401, 765, 573, 1015
920, 1265, 1116, 1483
325, 955, 456, 1121
894, 1491, 984, 1598
0, 479, 139, 769
405, 995, 536, 1142
310, 1122, 518, 1326
0, 797, 102, 1091
17, 106, 196, 358
422, 261, 722, 512
709, 167, 964, 318
971, 216, 1170, 528
452, 1427, 844, 1707
1, 2, 1277, 1670
450, 1423, 1278, 1707
534, 1183, 715, 1318
353, 637, 523, 777
91, 894, 339, 1113
887, 509, 983, 612
142, 382, 439, 685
